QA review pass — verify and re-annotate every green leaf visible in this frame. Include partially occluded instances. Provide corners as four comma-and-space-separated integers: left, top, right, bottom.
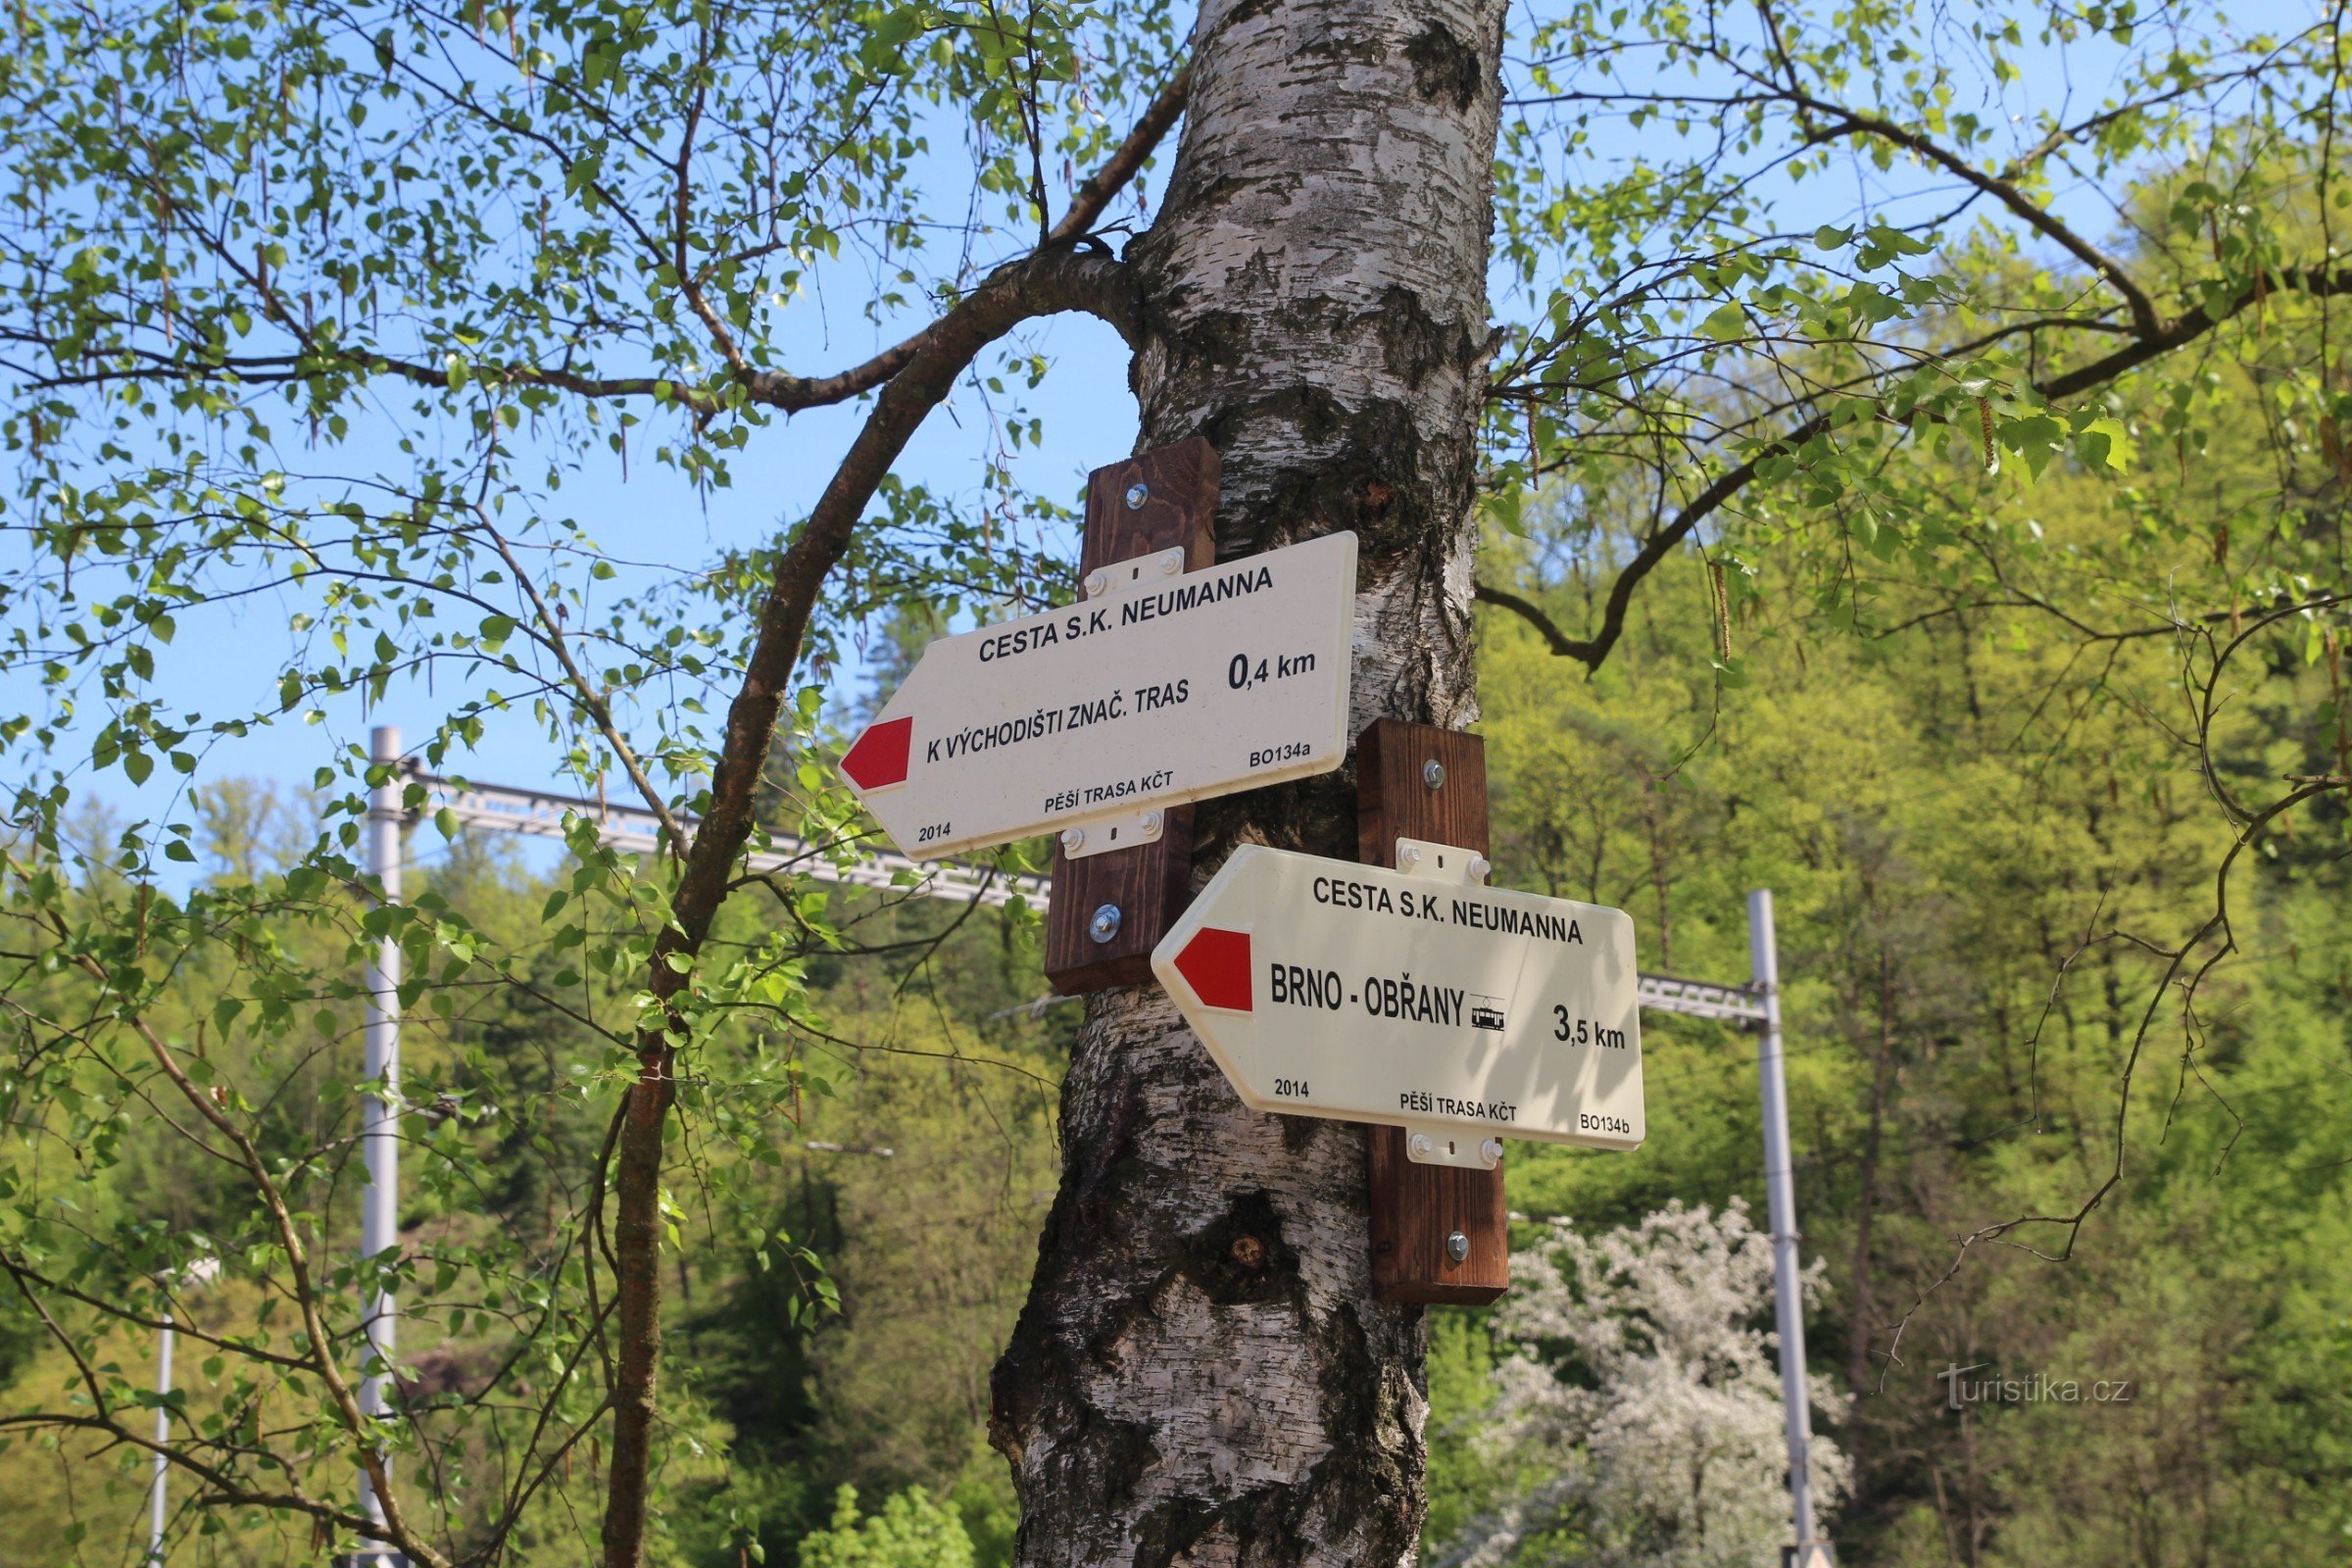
2078, 416, 2135, 473
1698, 302, 1749, 342
1485, 485, 1529, 538
1856, 220, 1936, 269
1998, 414, 2068, 481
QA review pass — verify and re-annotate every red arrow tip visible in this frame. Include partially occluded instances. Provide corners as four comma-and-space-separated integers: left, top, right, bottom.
841, 715, 913, 791
1174, 927, 1252, 1012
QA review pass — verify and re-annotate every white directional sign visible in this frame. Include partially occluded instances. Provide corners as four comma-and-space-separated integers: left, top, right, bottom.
839, 532, 1356, 861
1151, 842, 1644, 1159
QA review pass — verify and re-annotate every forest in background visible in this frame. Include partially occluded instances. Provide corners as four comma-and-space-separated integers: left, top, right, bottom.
2, 1, 2350, 1553
5, 308, 2347, 1565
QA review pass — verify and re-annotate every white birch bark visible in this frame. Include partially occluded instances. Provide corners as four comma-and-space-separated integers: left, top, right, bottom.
992, 3, 1506, 1565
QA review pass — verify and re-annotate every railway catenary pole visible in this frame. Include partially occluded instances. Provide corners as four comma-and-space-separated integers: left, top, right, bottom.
1750, 888, 1830, 1564
354, 725, 407, 1566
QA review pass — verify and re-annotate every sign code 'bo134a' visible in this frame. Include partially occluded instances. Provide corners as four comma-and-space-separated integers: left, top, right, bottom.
837, 531, 1356, 860
1152, 843, 1645, 1159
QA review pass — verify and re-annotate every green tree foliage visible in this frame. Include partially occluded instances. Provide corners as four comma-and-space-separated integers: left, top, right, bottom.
1443, 270, 2352, 1559
798, 1484, 974, 1568
2, 0, 2350, 1564
0, 0, 1173, 1542
0, 805, 1058, 1565
1482, 2, 2352, 688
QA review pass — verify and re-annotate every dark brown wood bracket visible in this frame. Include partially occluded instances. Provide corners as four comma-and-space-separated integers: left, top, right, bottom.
1356, 717, 1510, 1305
1042, 438, 1221, 994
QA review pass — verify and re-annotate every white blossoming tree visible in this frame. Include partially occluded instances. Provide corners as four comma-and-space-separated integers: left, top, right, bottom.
1436, 1201, 1849, 1568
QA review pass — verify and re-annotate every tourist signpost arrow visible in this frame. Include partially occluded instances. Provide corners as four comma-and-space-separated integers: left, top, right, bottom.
839, 531, 1356, 861
1152, 841, 1645, 1162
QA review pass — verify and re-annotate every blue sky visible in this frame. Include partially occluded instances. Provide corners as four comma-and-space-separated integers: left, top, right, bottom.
6, 1, 2180, 880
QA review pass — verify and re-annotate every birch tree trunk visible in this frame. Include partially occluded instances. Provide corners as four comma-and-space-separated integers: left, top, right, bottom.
991, 3, 1506, 1563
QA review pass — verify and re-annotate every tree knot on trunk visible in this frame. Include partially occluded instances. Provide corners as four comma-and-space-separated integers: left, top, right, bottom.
1403, 21, 1484, 111
1188, 1189, 1300, 1306
1369, 283, 1481, 392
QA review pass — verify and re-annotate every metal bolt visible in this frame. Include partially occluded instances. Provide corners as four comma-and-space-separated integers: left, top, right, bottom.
1083, 568, 1106, 598
1089, 904, 1123, 944
1124, 481, 1150, 510
1159, 553, 1180, 574
1469, 854, 1493, 883
1398, 843, 1423, 869
1141, 809, 1163, 834
1422, 759, 1445, 790
1480, 1138, 1504, 1167
1061, 827, 1086, 853
1408, 1133, 1434, 1160
1446, 1230, 1470, 1263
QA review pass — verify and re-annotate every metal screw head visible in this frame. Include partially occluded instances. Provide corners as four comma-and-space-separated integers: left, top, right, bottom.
1124, 481, 1150, 511
1141, 809, 1163, 834
1088, 904, 1122, 944
1422, 759, 1446, 790
1480, 1138, 1504, 1167
1446, 1230, 1470, 1263
1060, 827, 1086, 853
1469, 854, 1493, 883
1159, 553, 1180, 575
1408, 1133, 1435, 1160
1397, 842, 1423, 868
1083, 568, 1106, 598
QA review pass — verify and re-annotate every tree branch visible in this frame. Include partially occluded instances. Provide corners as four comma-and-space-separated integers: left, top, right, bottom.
478, 517, 694, 859
50, 960, 455, 1568
1791, 97, 2161, 338
1485, 266, 2352, 668
0, 1409, 387, 1543
1473, 581, 1598, 661
742, 60, 1188, 410
591, 65, 1184, 1565
15, 63, 1189, 422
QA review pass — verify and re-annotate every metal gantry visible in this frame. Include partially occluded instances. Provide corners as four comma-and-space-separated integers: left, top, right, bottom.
418, 766, 1049, 909
350, 744, 1827, 1568
1636, 969, 1767, 1026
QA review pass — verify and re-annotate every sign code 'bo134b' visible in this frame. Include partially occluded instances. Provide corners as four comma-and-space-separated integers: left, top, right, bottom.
837, 532, 1356, 860
1152, 844, 1645, 1155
